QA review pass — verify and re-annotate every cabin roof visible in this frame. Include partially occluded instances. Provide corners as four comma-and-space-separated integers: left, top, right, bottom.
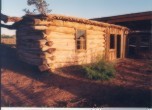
15, 14, 129, 30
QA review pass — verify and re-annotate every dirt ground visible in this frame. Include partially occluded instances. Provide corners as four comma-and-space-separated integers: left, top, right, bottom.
1, 44, 152, 107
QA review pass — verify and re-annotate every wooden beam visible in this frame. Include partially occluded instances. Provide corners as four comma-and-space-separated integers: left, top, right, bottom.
1, 13, 22, 23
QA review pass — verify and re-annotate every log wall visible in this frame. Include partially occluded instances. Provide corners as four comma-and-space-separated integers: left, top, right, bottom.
16, 16, 127, 72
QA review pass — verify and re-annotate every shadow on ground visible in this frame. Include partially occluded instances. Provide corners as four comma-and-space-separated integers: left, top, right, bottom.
1, 44, 151, 107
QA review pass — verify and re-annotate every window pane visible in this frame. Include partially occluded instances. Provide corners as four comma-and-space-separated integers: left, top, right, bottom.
76, 30, 86, 39
76, 29, 86, 50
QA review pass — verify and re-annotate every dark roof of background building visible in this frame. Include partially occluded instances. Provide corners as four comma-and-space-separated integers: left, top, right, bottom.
91, 11, 152, 23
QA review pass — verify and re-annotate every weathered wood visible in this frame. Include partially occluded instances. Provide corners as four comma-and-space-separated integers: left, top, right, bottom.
87, 41, 105, 46
46, 32, 75, 39
19, 26, 47, 30
46, 26, 75, 34
46, 39, 75, 43
18, 46, 41, 51
87, 35, 105, 39
1, 13, 22, 23
51, 20, 64, 26
63, 21, 106, 31
39, 64, 52, 71
41, 50, 75, 58
18, 50, 40, 59
86, 25, 106, 31
17, 39, 47, 45
17, 35, 45, 40
87, 30, 106, 35
1, 24, 16, 30
47, 48, 56, 53
15, 14, 128, 72
39, 20, 106, 31
40, 52, 55, 58
46, 41, 53, 46
18, 55, 43, 65
41, 45, 51, 51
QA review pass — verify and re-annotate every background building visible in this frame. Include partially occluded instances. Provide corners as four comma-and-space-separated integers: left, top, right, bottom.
92, 11, 152, 59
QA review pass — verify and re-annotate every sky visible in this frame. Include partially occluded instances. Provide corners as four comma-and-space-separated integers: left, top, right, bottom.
1, 0, 152, 35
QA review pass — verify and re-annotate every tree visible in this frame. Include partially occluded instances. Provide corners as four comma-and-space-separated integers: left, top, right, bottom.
23, 0, 51, 15
1, 0, 51, 29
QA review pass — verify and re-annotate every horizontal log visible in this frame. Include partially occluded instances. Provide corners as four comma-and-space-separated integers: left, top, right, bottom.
51, 20, 64, 26
63, 21, 87, 30
19, 55, 43, 65
46, 41, 53, 46
40, 52, 54, 58
87, 30, 106, 35
46, 32, 75, 39
86, 25, 106, 31
34, 20, 106, 32
17, 35, 45, 40
51, 42, 76, 48
87, 42, 105, 47
47, 48, 56, 53
17, 46, 56, 53
41, 50, 75, 58
41, 45, 51, 51
18, 45, 41, 51
87, 48, 105, 53
87, 38, 105, 41
41, 55, 55, 60
19, 58, 41, 66
17, 29, 44, 35
1, 13, 22, 23
17, 43, 43, 49
18, 50, 40, 59
87, 35, 105, 39
39, 64, 52, 71
42, 58, 53, 64
17, 39, 47, 45
46, 26, 75, 34
17, 48, 43, 54
46, 39, 75, 43
48, 61, 78, 66
87, 40, 105, 44
17, 42, 46, 49
63, 21, 106, 31
51, 44, 75, 50
87, 44, 105, 49
19, 26, 48, 30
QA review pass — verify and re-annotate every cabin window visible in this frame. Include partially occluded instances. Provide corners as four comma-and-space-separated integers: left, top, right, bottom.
76, 29, 86, 50
110, 34, 115, 49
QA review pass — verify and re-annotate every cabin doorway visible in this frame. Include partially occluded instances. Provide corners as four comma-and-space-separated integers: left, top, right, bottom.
108, 34, 122, 60
117, 35, 121, 58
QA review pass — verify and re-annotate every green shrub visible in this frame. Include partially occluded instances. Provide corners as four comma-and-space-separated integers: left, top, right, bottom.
82, 57, 115, 80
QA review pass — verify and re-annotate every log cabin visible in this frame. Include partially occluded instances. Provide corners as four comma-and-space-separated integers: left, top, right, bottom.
13, 14, 129, 71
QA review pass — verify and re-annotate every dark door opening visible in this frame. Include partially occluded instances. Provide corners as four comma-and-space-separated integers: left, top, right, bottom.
117, 35, 121, 58
110, 34, 115, 49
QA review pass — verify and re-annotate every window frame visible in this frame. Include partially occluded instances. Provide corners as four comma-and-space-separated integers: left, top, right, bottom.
75, 29, 87, 52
